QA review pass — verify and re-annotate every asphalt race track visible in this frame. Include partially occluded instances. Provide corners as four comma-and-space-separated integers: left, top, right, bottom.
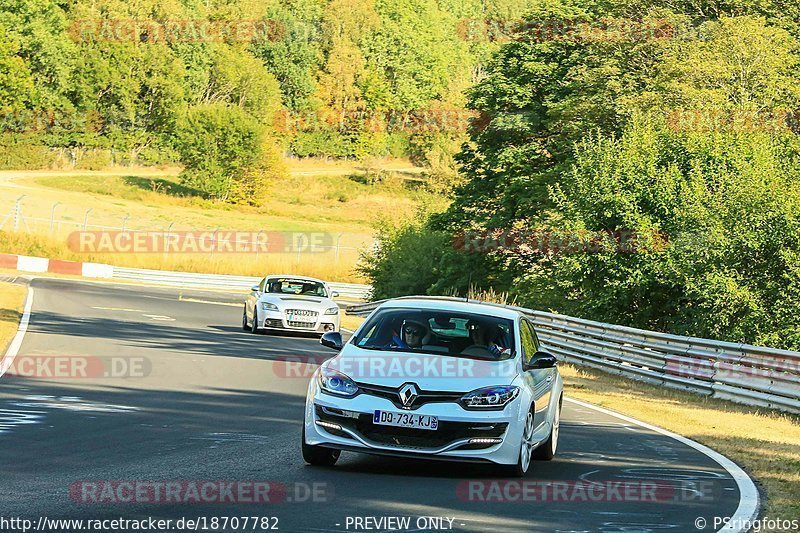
0, 278, 746, 532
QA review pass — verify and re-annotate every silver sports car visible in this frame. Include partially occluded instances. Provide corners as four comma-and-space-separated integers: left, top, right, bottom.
243, 275, 341, 335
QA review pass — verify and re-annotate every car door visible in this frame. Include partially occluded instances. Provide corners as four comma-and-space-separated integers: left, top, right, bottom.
521, 319, 554, 430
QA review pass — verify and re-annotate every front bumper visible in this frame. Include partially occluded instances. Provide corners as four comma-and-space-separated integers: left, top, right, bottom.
259, 309, 339, 333
304, 382, 525, 465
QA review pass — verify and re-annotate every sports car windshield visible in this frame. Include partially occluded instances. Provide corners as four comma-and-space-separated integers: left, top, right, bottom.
353, 308, 515, 360
266, 278, 328, 297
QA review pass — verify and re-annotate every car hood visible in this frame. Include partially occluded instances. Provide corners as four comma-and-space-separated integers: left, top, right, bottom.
325, 345, 519, 393
259, 294, 336, 311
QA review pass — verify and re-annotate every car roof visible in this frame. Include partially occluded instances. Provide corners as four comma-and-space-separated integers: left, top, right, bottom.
264, 274, 327, 284
376, 296, 522, 320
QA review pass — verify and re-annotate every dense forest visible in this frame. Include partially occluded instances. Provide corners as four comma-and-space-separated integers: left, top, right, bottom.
0, 0, 537, 200
360, 0, 800, 349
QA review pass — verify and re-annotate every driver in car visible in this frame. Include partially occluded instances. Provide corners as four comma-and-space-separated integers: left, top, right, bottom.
466, 320, 510, 358
385, 319, 428, 349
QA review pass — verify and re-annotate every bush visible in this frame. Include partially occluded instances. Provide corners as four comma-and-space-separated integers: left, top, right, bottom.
0, 137, 57, 169
358, 214, 503, 301
176, 104, 285, 205
74, 149, 112, 170
531, 120, 800, 349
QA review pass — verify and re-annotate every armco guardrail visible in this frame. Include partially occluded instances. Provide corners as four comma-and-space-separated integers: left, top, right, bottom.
346, 297, 800, 414
111, 266, 372, 300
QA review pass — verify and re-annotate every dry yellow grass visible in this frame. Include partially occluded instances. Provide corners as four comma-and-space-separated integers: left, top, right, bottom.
0, 282, 26, 353
340, 314, 366, 332
560, 364, 800, 520
0, 159, 444, 282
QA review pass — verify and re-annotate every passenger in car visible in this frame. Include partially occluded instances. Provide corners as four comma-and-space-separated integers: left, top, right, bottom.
466, 320, 509, 357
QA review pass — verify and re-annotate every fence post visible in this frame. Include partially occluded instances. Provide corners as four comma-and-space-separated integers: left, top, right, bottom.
83, 208, 93, 231
254, 229, 265, 260
12, 195, 25, 232
49, 202, 61, 234
121, 214, 129, 232
164, 222, 174, 257
210, 228, 219, 259
335, 233, 343, 262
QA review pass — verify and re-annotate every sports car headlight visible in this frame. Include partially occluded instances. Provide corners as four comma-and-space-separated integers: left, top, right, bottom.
460, 385, 520, 410
261, 302, 278, 311
324, 306, 339, 315
318, 367, 358, 397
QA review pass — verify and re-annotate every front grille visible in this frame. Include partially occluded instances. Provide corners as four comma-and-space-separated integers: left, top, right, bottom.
315, 405, 507, 450
357, 383, 462, 411
287, 320, 316, 329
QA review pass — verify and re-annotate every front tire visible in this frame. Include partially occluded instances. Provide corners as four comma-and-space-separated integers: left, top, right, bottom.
505, 410, 535, 477
533, 396, 561, 461
250, 309, 260, 334
242, 306, 249, 331
302, 426, 340, 466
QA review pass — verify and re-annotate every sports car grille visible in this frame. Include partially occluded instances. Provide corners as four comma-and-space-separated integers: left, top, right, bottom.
287, 320, 316, 328
315, 405, 507, 450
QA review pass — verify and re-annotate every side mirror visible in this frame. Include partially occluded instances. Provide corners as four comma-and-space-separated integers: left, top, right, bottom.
525, 351, 557, 370
320, 331, 344, 351
331, 291, 340, 298
250, 285, 260, 293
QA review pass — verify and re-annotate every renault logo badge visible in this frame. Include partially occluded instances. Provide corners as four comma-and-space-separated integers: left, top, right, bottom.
398, 383, 419, 407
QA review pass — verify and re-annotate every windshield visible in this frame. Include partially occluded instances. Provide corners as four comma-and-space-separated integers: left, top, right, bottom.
352, 308, 515, 360
266, 278, 328, 297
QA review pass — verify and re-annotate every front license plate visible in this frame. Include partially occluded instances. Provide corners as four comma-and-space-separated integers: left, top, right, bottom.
373, 410, 438, 430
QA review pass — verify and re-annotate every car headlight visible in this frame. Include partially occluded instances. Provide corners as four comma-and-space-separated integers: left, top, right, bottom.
318, 367, 358, 397
460, 385, 520, 410
261, 302, 278, 311
324, 306, 339, 315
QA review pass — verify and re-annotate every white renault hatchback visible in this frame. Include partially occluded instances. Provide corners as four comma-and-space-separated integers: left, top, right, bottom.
302, 297, 563, 476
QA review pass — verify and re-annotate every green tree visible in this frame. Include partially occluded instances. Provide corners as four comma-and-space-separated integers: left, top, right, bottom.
176, 103, 285, 204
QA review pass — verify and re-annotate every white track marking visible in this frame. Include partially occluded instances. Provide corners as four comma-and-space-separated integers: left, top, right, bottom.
566, 397, 760, 533
91, 306, 143, 312
178, 296, 240, 307
142, 314, 175, 321
0, 285, 33, 379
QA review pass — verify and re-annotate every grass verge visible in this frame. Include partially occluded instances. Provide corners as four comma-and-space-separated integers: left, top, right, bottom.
0, 282, 26, 353
560, 364, 800, 520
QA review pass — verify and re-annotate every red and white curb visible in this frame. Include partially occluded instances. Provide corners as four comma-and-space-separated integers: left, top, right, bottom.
0, 253, 113, 278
